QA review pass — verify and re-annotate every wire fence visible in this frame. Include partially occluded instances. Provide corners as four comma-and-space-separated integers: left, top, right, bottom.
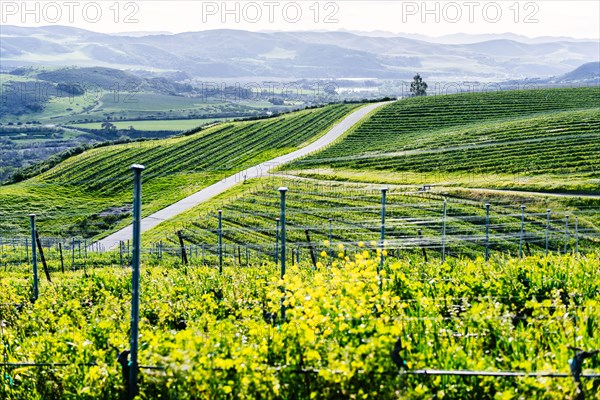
0, 184, 598, 272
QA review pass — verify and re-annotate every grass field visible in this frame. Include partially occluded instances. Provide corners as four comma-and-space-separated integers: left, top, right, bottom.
1, 78, 294, 125
0, 103, 361, 238
283, 87, 600, 193
59, 94, 268, 125
0, 73, 38, 83
71, 118, 229, 132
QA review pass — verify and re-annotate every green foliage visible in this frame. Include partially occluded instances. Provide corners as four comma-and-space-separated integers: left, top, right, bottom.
410, 73, 427, 97
0, 253, 598, 399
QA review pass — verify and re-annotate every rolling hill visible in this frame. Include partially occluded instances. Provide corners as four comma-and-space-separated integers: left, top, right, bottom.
0, 66, 243, 121
0, 103, 360, 237
2, 87, 599, 244
555, 61, 600, 82
284, 87, 600, 193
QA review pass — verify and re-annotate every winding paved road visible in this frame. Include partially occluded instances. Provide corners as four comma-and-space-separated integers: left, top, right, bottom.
96, 101, 390, 250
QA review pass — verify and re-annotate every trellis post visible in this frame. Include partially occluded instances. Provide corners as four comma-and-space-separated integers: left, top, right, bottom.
484, 203, 490, 262
441, 199, 447, 263
29, 214, 38, 302
218, 210, 223, 274
545, 209, 551, 256
379, 188, 388, 291
279, 187, 288, 321
564, 216, 570, 254
519, 205, 525, 258
128, 164, 144, 400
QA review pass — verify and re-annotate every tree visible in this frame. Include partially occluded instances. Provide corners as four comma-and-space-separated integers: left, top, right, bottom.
269, 97, 284, 106
410, 73, 428, 97
101, 121, 116, 131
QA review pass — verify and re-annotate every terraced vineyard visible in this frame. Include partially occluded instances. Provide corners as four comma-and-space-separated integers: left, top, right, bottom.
285, 88, 600, 192
142, 178, 600, 264
0, 103, 360, 237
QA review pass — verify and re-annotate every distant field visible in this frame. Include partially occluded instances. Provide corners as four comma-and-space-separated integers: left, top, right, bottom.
95, 93, 222, 112
0, 83, 290, 124
42, 95, 97, 119
285, 87, 600, 193
0, 73, 37, 83
71, 117, 228, 131
93, 93, 291, 114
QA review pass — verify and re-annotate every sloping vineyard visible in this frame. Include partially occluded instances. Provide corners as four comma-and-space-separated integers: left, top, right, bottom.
143, 178, 600, 264
285, 88, 600, 191
0, 104, 360, 238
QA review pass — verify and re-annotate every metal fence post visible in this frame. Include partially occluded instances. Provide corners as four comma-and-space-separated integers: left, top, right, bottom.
519, 205, 526, 258
575, 217, 579, 254
545, 209, 551, 256
441, 199, 447, 264
274, 218, 280, 265
29, 214, 38, 302
379, 188, 388, 291
279, 187, 288, 321
485, 203, 490, 262
218, 210, 223, 274
564, 215, 569, 254
328, 218, 333, 264
129, 164, 144, 400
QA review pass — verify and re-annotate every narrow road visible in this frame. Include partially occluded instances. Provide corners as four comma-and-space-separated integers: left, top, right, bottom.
96, 101, 390, 250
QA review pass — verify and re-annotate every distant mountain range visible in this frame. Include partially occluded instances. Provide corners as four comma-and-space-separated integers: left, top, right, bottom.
1, 25, 599, 81
554, 61, 600, 82
340, 30, 598, 44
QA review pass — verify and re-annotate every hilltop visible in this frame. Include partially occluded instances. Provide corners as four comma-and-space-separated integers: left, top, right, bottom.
284, 87, 600, 194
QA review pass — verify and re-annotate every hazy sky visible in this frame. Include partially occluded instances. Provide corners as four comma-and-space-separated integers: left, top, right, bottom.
2, 1, 599, 38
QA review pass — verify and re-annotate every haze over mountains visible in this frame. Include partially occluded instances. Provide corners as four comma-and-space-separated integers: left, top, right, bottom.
2, 25, 599, 81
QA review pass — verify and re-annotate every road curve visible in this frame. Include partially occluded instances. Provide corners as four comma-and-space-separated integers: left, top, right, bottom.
96, 101, 390, 250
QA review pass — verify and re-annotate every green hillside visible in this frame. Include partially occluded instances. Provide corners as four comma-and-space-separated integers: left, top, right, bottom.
284, 87, 600, 193
0, 103, 361, 237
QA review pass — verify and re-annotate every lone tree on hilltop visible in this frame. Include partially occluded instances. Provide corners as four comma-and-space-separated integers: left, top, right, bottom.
410, 73, 428, 97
